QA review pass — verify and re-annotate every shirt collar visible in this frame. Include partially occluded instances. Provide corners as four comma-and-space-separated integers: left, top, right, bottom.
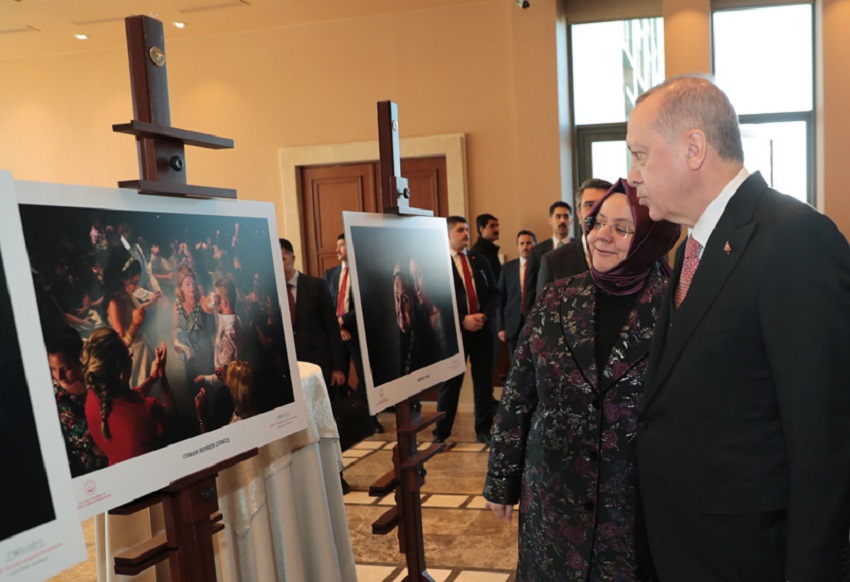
219, 313, 237, 325
552, 235, 569, 248
287, 271, 299, 287
691, 167, 750, 249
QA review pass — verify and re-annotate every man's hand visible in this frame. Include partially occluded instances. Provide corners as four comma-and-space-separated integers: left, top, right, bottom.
340, 328, 351, 341
498, 331, 506, 342
331, 371, 346, 386
462, 313, 486, 332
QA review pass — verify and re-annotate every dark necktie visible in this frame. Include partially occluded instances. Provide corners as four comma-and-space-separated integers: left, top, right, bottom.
336, 266, 348, 318
287, 283, 295, 323
675, 235, 702, 309
459, 252, 479, 314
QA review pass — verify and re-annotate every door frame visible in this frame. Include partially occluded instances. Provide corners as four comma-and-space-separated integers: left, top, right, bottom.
280, 133, 468, 271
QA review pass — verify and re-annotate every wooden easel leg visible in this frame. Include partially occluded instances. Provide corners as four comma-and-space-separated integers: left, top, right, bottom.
163, 476, 219, 581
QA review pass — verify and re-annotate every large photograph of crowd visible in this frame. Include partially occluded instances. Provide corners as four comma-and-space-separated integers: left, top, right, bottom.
17, 189, 298, 494
346, 213, 464, 413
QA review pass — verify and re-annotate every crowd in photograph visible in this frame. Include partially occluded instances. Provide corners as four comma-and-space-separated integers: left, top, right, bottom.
25, 209, 291, 477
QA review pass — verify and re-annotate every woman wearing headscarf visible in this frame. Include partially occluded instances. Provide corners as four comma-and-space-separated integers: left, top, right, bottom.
483, 179, 681, 581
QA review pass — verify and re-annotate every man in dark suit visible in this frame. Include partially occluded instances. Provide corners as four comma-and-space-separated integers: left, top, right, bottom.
324, 233, 383, 432
496, 230, 535, 360
629, 75, 850, 580
470, 213, 501, 280
524, 201, 572, 312
535, 178, 611, 295
279, 239, 345, 394
433, 216, 500, 444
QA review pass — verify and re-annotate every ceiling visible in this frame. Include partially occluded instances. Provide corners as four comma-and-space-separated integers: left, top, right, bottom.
0, 0, 483, 60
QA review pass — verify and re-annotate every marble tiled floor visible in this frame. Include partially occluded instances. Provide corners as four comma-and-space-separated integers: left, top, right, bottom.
47, 407, 518, 581
346, 406, 518, 582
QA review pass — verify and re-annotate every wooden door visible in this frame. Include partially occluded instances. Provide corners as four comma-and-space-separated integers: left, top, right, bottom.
299, 163, 378, 277
299, 156, 448, 277
399, 157, 448, 217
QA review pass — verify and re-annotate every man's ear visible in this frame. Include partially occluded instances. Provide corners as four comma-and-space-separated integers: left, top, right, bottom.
685, 129, 708, 170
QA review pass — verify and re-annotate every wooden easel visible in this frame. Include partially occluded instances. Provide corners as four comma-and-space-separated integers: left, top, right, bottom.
107, 14, 255, 580
368, 101, 444, 582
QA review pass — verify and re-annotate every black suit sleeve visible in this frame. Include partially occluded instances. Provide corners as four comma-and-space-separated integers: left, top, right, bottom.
761, 210, 850, 579
537, 251, 554, 297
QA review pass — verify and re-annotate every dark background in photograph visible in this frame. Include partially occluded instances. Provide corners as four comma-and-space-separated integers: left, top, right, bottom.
350, 223, 459, 388
19, 203, 295, 475
0, 249, 56, 541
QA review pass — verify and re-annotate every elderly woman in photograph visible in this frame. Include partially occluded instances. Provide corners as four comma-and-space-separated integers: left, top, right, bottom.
172, 265, 215, 384
483, 179, 680, 581
83, 327, 175, 466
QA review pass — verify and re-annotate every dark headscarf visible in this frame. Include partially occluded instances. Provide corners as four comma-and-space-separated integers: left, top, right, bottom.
584, 178, 681, 296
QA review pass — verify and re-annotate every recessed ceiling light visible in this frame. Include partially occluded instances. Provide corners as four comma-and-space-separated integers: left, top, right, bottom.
74, 34, 88, 40
173, 22, 186, 29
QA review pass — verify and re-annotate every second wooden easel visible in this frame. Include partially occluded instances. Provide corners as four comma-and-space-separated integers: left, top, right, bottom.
368, 100, 446, 582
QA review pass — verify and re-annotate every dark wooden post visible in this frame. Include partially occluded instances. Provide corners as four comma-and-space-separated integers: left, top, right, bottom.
114, 15, 235, 199
369, 100, 444, 581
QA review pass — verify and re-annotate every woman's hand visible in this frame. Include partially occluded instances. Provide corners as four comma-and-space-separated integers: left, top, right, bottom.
487, 502, 513, 523
151, 342, 167, 378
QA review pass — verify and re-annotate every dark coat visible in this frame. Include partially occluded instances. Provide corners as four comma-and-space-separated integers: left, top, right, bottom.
451, 250, 499, 331
638, 172, 850, 581
524, 238, 556, 313
495, 257, 525, 341
485, 270, 666, 582
471, 236, 502, 280
536, 238, 588, 296
292, 273, 345, 389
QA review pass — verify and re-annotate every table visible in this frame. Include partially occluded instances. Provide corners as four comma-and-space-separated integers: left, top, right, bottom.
95, 362, 357, 581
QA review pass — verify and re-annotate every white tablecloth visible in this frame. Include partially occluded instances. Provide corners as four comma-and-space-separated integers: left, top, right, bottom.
96, 362, 356, 582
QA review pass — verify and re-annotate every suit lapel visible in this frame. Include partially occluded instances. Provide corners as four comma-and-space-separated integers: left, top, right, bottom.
643, 173, 767, 406
599, 271, 665, 393
558, 276, 599, 390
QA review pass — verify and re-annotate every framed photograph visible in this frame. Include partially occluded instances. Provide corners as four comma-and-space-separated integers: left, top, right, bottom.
0, 172, 86, 579
15, 178, 306, 519
344, 212, 464, 414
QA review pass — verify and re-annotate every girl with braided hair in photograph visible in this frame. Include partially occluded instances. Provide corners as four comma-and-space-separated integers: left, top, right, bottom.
83, 327, 175, 466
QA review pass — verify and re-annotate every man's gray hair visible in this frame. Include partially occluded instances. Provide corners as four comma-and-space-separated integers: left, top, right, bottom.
637, 74, 744, 163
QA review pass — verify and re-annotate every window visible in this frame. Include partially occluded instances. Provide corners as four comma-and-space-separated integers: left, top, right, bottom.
571, 18, 664, 186
713, 4, 814, 204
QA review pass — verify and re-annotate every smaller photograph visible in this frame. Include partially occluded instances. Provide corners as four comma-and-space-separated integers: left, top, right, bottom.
345, 212, 465, 414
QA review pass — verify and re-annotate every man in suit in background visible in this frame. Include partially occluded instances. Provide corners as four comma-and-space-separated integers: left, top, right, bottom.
524, 201, 572, 312
630, 74, 850, 580
324, 233, 383, 433
536, 178, 611, 295
280, 239, 345, 395
433, 216, 500, 445
470, 213, 502, 280
496, 230, 535, 361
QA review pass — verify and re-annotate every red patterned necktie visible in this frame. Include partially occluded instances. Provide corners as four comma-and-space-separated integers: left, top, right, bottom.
458, 252, 479, 314
336, 266, 348, 318
675, 235, 702, 309
287, 283, 296, 323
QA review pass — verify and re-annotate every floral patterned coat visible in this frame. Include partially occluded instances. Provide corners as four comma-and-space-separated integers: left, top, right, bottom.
484, 270, 667, 582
